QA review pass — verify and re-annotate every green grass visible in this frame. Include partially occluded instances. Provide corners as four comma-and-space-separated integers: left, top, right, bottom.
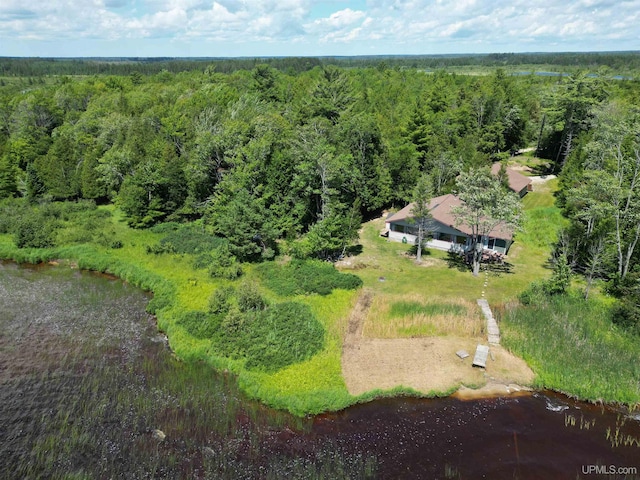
389, 301, 467, 318
500, 293, 640, 405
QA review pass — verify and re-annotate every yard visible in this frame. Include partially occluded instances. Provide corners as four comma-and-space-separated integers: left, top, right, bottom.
337, 176, 563, 397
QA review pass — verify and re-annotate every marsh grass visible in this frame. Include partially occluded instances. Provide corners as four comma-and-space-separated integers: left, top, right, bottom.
500, 294, 640, 405
364, 294, 484, 338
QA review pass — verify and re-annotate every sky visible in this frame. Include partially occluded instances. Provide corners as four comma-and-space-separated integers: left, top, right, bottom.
1, 0, 638, 58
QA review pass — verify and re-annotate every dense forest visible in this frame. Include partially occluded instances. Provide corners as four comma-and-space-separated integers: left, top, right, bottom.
1, 57, 640, 331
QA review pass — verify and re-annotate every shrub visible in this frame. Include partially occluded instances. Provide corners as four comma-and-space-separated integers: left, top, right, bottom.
177, 310, 221, 339
207, 244, 243, 279
611, 300, 640, 335
237, 281, 267, 312
0, 199, 29, 233
257, 259, 362, 296
208, 285, 235, 315
518, 281, 548, 305
244, 302, 325, 371
145, 242, 176, 255
159, 224, 227, 255
14, 213, 58, 248
216, 302, 324, 372
149, 222, 181, 234
543, 253, 571, 295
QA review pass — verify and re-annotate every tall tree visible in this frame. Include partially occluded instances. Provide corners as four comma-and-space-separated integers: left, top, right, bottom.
544, 73, 608, 171
410, 173, 433, 262
452, 168, 521, 276
561, 102, 640, 280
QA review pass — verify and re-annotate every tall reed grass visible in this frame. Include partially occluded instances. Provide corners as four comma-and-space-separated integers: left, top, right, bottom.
500, 294, 640, 405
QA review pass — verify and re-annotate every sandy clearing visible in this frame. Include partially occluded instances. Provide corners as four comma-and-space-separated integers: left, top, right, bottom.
529, 174, 557, 185
341, 291, 535, 398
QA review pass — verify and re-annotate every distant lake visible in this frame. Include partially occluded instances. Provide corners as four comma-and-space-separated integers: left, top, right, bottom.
512, 71, 630, 80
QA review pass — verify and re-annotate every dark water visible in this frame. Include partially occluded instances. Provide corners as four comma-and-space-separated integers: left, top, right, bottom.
1, 262, 639, 479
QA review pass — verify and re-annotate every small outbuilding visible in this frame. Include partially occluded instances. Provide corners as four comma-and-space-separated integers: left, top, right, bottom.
490, 163, 532, 197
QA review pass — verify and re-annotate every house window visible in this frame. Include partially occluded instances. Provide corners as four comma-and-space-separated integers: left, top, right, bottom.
391, 224, 404, 233
439, 233, 453, 242
455, 235, 467, 245
487, 238, 495, 250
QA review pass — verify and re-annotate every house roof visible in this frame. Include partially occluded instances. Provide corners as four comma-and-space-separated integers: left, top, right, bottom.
386, 193, 514, 241
490, 163, 532, 193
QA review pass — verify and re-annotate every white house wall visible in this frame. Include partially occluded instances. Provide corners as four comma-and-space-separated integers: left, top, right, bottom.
385, 221, 509, 254
386, 224, 465, 253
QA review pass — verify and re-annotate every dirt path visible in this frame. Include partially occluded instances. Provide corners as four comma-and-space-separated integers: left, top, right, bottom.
341, 291, 534, 397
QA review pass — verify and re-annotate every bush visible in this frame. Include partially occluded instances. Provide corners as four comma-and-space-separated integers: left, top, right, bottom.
177, 310, 221, 339
216, 302, 325, 372
207, 244, 243, 279
14, 213, 58, 248
149, 222, 181, 234
544, 253, 571, 295
0, 199, 29, 233
145, 242, 176, 255
611, 300, 640, 335
237, 281, 267, 312
518, 281, 548, 305
606, 272, 640, 335
208, 285, 235, 315
257, 259, 362, 296
159, 224, 227, 255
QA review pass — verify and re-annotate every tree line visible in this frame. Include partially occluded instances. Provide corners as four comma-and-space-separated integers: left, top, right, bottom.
2, 51, 639, 78
0, 65, 552, 257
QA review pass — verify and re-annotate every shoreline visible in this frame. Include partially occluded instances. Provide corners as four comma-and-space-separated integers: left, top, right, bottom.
2, 255, 638, 414
453, 382, 533, 400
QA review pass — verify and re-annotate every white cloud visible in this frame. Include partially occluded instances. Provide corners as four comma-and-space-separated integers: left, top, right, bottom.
0, 0, 639, 55
311, 8, 366, 29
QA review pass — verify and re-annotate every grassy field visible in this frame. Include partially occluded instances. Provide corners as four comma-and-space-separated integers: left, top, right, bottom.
363, 295, 483, 338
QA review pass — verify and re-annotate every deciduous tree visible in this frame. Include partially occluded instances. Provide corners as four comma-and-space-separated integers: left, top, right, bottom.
452, 168, 521, 276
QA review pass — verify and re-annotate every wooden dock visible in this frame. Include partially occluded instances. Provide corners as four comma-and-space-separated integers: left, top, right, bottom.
472, 344, 490, 368
477, 299, 500, 345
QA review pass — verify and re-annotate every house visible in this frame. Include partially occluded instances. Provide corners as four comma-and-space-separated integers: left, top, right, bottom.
384, 194, 514, 255
490, 163, 532, 197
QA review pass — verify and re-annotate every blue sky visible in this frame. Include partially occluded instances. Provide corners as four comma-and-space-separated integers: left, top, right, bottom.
1, 0, 638, 57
